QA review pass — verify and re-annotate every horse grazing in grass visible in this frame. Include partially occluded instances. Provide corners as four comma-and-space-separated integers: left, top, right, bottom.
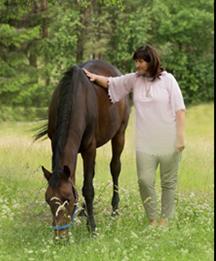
35, 60, 130, 238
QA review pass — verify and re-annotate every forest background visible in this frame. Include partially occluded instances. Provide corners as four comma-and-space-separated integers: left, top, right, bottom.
0, 0, 214, 121
0, 1, 214, 259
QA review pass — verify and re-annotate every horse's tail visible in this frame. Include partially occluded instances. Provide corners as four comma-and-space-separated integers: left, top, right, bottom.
33, 121, 48, 141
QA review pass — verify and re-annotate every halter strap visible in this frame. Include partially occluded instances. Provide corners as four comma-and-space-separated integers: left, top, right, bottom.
55, 200, 69, 217
51, 203, 79, 231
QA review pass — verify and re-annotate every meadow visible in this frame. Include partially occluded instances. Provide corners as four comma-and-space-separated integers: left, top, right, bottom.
0, 103, 214, 261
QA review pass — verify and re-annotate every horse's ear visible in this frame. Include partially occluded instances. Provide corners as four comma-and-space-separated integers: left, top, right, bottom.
63, 165, 71, 179
42, 166, 52, 181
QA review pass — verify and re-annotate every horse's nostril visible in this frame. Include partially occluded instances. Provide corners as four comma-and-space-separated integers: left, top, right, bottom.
54, 230, 69, 241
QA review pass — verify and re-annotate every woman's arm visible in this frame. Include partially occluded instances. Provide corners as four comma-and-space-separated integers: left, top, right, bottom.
176, 109, 186, 151
83, 69, 108, 88
83, 68, 135, 103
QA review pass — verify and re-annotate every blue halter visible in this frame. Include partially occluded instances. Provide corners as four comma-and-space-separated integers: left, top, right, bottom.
51, 203, 79, 231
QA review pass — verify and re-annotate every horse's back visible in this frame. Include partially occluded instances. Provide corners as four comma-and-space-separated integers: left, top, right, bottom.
80, 60, 122, 77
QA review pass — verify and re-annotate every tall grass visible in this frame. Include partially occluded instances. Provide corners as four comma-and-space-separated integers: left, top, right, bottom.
0, 103, 214, 261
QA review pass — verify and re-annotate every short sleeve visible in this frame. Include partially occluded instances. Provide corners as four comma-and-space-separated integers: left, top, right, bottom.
169, 75, 186, 113
108, 73, 136, 103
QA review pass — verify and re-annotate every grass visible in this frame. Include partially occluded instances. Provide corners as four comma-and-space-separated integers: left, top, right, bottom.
0, 103, 214, 261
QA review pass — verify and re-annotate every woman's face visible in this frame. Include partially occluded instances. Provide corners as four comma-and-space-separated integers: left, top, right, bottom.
134, 59, 149, 75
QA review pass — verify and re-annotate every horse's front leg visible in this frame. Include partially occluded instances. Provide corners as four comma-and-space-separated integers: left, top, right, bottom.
110, 131, 125, 216
81, 140, 96, 233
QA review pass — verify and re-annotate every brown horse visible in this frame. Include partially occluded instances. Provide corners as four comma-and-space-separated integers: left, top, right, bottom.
35, 60, 130, 238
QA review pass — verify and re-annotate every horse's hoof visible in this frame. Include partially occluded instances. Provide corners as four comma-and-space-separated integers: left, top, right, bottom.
86, 221, 96, 234
111, 210, 119, 217
87, 226, 98, 237
78, 208, 87, 217
88, 227, 98, 238
92, 229, 99, 238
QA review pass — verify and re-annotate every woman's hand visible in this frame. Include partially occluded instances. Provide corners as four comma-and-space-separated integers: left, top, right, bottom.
82, 68, 109, 88
176, 110, 185, 152
83, 68, 97, 82
176, 135, 185, 152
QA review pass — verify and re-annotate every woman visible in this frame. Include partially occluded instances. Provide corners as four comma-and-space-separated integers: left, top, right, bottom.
83, 44, 185, 226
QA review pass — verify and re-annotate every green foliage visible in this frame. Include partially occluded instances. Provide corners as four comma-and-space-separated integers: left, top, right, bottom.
149, 0, 214, 104
106, 5, 151, 72
0, 105, 47, 121
0, 0, 214, 110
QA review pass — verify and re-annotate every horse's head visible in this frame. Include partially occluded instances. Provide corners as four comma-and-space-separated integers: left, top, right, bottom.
42, 165, 78, 239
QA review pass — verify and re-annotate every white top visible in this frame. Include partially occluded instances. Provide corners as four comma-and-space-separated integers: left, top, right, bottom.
108, 71, 186, 155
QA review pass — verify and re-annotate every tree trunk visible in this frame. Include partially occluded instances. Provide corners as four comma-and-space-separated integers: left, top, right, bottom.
40, 0, 48, 38
76, 4, 90, 63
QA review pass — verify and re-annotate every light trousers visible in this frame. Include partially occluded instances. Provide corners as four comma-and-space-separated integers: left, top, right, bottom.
136, 150, 181, 221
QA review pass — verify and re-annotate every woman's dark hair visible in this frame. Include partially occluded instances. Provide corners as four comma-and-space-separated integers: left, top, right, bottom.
133, 44, 164, 80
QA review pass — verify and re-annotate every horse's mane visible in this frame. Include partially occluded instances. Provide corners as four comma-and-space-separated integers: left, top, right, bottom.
34, 65, 84, 187
52, 66, 79, 164
51, 65, 88, 187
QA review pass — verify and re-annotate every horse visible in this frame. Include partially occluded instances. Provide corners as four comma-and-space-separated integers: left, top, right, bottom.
35, 60, 130, 238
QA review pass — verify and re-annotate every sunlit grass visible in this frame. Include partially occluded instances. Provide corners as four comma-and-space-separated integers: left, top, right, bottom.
0, 103, 214, 260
